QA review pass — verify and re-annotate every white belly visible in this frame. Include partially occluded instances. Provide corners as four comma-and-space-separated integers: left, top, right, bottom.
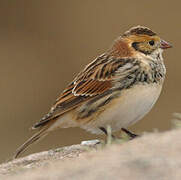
81, 83, 162, 134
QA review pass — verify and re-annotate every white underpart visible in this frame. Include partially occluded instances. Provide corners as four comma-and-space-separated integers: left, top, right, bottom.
137, 48, 164, 64
48, 83, 163, 134
81, 83, 162, 134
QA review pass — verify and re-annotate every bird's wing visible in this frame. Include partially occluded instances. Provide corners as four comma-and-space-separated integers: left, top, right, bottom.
33, 54, 137, 128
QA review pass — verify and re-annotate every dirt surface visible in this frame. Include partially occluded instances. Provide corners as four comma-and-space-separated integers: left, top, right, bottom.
1, 129, 181, 180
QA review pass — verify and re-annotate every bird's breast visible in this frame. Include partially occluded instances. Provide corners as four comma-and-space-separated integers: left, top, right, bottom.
80, 83, 163, 134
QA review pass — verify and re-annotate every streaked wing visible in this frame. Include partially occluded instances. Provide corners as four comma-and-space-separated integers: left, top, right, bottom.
33, 54, 136, 128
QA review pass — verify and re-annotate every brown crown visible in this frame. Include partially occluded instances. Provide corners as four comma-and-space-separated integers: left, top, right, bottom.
123, 26, 157, 37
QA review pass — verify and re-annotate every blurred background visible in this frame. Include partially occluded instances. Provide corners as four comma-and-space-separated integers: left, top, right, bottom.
0, 0, 180, 162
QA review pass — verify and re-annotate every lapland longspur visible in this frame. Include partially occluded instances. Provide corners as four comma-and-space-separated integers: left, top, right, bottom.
14, 26, 172, 158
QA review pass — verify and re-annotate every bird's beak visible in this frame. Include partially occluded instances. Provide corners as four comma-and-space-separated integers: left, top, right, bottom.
160, 39, 172, 49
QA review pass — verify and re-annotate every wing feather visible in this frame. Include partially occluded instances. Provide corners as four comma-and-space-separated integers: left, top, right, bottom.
33, 54, 136, 129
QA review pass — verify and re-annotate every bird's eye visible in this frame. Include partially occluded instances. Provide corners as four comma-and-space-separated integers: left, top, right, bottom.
149, 40, 155, 46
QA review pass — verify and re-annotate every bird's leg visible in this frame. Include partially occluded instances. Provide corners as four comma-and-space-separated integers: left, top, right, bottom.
99, 127, 115, 138
121, 128, 138, 139
99, 127, 108, 135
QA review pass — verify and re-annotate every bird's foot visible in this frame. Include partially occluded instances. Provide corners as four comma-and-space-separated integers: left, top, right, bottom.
121, 128, 139, 139
97, 126, 139, 147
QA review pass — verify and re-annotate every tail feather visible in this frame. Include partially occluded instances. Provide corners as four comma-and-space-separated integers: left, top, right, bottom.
14, 127, 49, 159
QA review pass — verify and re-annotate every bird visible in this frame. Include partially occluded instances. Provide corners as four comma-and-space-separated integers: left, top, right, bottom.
14, 26, 172, 158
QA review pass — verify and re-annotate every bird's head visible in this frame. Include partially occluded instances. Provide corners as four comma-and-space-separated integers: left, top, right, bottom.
109, 26, 172, 59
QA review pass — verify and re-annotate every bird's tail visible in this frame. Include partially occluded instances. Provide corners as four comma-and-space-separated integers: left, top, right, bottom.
13, 126, 50, 159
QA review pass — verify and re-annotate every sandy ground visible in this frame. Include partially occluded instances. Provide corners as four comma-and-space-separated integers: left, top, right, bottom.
0, 129, 181, 180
